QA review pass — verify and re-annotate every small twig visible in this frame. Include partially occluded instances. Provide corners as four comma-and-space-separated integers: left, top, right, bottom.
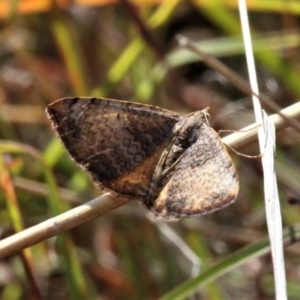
0, 102, 299, 258
222, 101, 300, 149
120, 0, 163, 60
176, 35, 300, 133
0, 193, 129, 259
157, 223, 201, 277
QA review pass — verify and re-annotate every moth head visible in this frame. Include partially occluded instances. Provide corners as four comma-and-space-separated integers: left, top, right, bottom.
201, 107, 210, 125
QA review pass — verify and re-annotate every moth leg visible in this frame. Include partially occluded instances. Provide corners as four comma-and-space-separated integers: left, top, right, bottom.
161, 153, 184, 178
146, 133, 180, 205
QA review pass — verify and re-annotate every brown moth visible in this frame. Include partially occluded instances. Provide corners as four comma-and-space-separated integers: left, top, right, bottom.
46, 97, 238, 219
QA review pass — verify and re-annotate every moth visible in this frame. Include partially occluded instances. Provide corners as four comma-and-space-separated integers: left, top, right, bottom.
46, 97, 238, 219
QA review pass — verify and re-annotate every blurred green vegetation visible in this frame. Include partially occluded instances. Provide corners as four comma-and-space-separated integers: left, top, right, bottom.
0, 1, 300, 299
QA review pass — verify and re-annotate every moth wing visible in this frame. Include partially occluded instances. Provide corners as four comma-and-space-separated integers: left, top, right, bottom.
46, 97, 180, 197
150, 127, 239, 219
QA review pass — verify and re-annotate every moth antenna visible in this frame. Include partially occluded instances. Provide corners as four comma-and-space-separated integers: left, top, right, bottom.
224, 143, 262, 159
